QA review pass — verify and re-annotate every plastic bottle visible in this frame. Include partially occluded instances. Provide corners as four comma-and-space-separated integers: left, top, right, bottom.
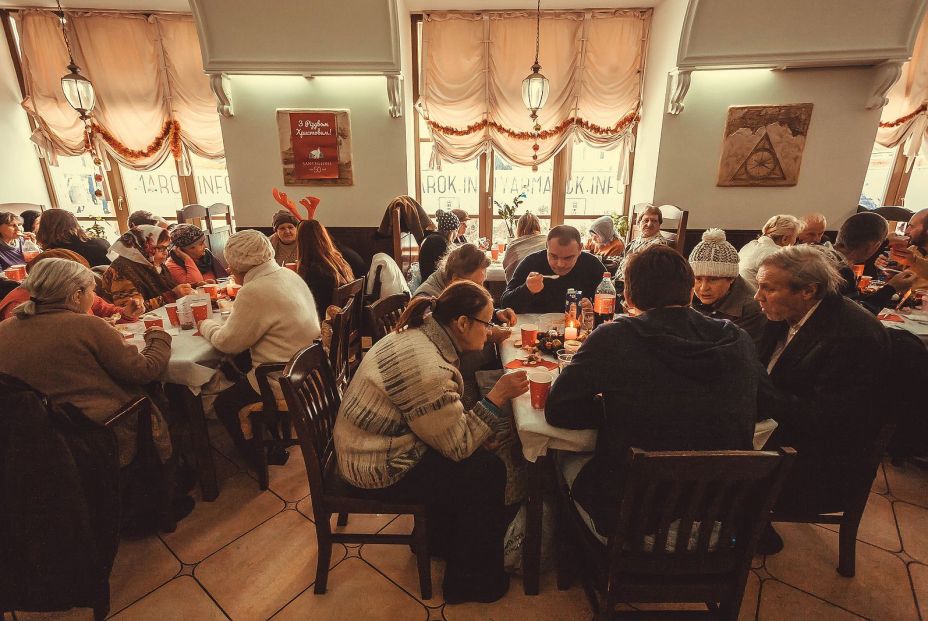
593, 272, 616, 326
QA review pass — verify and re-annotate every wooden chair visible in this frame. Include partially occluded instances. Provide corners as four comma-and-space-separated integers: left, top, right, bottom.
249, 363, 301, 490
627, 203, 689, 254
176, 202, 233, 259
328, 297, 355, 388
278, 343, 431, 598
770, 423, 896, 578
332, 277, 365, 380
391, 206, 421, 278
557, 447, 795, 620
366, 293, 409, 344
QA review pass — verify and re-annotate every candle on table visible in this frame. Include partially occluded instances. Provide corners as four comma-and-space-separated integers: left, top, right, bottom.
564, 326, 578, 340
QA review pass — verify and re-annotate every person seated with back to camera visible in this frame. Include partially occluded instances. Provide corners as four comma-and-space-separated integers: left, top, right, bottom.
501, 225, 606, 314
417, 210, 461, 284
296, 219, 354, 318
502, 212, 547, 282
165, 223, 228, 286
35, 209, 111, 267
688, 228, 767, 345
545, 245, 759, 540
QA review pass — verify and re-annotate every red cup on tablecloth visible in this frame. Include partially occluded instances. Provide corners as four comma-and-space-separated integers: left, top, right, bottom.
858, 275, 872, 292
6, 265, 26, 281
202, 283, 219, 300
285, 262, 298, 272
191, 301, 209, 323
164, 303, 180, 327
226, 282, 242, 299
528, 370, 553, 410
142, 315, 163, 330
491, 247, 499, 261
520, 323, 538, 347
852, 264, 865, 279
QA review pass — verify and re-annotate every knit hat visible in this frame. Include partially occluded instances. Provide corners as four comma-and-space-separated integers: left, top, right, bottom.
435, 209, 460, 232
170, 223, 205, 249
224, 229, 275, 272
588, 215, 615, 242
272, 209, 300, 230
688, 229, 740, 278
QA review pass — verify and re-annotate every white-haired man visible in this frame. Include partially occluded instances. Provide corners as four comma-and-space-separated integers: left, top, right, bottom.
796, 213, 828, 245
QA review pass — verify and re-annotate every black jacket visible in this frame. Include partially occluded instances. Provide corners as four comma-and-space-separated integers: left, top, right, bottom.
0, 374, 120, 616
49, 237, 112, 267
501, 249, 607, 313
546, 307, 758, 535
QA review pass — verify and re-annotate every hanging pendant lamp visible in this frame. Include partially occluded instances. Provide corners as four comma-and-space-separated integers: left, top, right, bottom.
521, 0, 548, 171
56, 0, 95, 120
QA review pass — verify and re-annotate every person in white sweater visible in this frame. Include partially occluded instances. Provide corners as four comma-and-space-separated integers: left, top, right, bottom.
738, 214, 801, 287
199, 230, 320, 466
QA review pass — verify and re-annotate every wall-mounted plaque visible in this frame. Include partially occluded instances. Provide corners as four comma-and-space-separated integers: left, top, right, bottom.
277, 109, 353, 186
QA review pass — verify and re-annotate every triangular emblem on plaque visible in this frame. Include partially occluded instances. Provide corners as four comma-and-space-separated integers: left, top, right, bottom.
732, 133, 786, 182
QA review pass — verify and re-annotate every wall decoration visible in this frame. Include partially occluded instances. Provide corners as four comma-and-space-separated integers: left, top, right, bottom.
717, 103, 813, 187
277, 109, 353, 186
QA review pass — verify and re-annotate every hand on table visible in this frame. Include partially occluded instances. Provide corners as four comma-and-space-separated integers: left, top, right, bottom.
173, 283, 194, 297
495, 307, 517, 326
487, 370, 529, 408
526, 272, 545, 294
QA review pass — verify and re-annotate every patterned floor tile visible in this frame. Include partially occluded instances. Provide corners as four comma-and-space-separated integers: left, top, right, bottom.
895, 501, 928, 563
910, 562, 928, 621
265, 448, 310, 503
884, 462, 928, 508
442, 571, 592, 621
756, 579, 865, 620
109, 535, 181, 614
818, 492, 901, 552
108, 576, 226, 620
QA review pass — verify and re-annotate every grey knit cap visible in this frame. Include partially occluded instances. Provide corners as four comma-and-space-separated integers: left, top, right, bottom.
688, 228, 740, 278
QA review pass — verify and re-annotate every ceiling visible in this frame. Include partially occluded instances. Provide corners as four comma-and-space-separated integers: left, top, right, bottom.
0, 0, 190, 11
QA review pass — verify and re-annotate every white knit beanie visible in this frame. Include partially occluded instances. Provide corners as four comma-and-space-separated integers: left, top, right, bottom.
224, 229, 275, 272
688, 229, 740, 278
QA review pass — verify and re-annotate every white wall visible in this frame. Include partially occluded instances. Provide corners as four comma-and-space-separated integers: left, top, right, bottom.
0, 36, 50, 207
652, 66, 882, 230
218, 74, 408, 228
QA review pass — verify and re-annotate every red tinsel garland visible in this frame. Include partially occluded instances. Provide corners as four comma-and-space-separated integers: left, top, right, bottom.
86, 119, 183, 161
427, 111, 639, 140
879, 103, 927, 129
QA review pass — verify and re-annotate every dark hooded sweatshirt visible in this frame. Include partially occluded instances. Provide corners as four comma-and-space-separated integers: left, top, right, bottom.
545, 306, 758, 536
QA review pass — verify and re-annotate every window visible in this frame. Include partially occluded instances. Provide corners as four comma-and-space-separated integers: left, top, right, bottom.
411, 15, 631, 243
860, 144, 898, 208
904, 154, 928, 208
190, 153, 233, 206
47, 155, 113, 218
118, 157, 185, 219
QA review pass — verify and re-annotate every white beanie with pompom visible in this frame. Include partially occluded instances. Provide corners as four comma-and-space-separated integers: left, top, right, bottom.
688, 228, 740, 278
224, 229, 275, 272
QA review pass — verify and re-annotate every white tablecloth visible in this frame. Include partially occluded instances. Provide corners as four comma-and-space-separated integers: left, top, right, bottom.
502, 313, 779, 462
879, 308, 928, 347
486, 262, 506, 283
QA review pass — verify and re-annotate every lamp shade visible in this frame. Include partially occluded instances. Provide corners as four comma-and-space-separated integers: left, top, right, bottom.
61, 64, 95, 119
521, 68, 549, 114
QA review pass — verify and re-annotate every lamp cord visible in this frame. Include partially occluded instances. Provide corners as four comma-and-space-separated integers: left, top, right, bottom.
534, 0, 541, 66
55, 0, 76, 64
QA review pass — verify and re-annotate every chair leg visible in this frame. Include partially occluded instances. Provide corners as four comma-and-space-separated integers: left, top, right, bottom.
252, 416, 269, 491
336, 512, 348, 526
838, 515, 860, 577
413, 512, 433, 600
314, 516, 334, 594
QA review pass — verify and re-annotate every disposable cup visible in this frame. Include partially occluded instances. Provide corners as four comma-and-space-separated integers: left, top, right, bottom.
285, 262, 298, 272
202, 283, 219, 300
529, 370, 553, 409
520, 323, 538, 347
227, 282, 242, 299
142, 315, 164, 330
858, 275, 872, 292
191, 301, 209, 323
491, 248, 499, 261
164, 303, 180, 327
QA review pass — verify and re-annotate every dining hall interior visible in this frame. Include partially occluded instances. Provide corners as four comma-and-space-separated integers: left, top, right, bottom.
1, 0, 928, 619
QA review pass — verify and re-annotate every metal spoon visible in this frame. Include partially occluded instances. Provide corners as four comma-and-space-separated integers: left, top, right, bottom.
542, 274, 560, 279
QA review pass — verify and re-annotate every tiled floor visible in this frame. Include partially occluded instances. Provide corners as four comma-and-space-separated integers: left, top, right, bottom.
9, 425, 928, 621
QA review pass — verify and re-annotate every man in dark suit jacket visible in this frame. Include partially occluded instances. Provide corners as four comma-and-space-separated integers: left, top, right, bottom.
754, 245, 890, 551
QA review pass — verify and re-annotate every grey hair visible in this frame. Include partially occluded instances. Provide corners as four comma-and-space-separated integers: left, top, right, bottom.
759, 245, 844, 299
14, 258, 95, 319
761, 214, 801, 243
800, 212, 827, 228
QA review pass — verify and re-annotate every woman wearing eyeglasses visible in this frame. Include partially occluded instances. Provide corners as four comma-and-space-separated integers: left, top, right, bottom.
101, 225, 193, 312
334, 280, 528, 604
738, 214, 801, 288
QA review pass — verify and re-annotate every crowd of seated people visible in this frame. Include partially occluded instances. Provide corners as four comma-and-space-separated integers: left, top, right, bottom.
2, 198, 927, 607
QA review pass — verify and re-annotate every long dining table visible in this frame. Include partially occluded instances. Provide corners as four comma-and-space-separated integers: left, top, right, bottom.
500, 312, 779, 595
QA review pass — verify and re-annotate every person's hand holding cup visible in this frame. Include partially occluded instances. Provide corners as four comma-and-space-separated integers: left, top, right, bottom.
486, 370, 529, 409
527, 370, 553, 410
173, 283, 194, 297
526, 272, 545, 294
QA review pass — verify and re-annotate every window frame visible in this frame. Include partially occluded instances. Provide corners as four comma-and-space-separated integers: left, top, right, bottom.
1, 9, 231, 234
411, 13, 633, 243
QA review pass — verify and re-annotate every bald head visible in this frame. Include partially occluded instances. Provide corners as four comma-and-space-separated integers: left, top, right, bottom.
797, 213, 827, 245
906, 208, 928, 251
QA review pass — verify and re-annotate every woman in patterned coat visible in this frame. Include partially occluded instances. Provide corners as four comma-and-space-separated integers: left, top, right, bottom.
101, 225, 192, 312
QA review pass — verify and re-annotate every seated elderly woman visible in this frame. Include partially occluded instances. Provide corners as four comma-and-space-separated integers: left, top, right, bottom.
199, 230, 321, 467
35, 208, 111, 267
166, 224, 228, 286
615, 204, 668, 282
688, 229, 766, 344
738, 214, 801, 288
0, 258, 188, 531
0, 211, 27, 270
0, 249, 140, 321
502, 212, 547, 281
583, 215, 625, 258
269, 209, 300, 265
335, 281, 529, 604
102, 225, 193, 312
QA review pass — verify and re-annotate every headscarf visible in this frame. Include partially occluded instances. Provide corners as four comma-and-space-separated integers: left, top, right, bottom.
435, 209, 460, 232
109, 225, 166, 271
589, 215, 616, 243
224, 229, 275, 272
170, 223, 205, 249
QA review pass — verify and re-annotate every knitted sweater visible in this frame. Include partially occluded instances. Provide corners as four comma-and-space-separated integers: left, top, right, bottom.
334, 316, 507, 489
100, 256, 178, 312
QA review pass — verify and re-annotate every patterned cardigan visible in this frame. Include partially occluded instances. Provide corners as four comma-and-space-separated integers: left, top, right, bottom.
334, 315, 508, 489
101, 256, 178, 312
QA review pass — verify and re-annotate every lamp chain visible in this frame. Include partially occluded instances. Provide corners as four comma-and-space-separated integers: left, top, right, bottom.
55, 0, 76, 63
534, 0, 541, 66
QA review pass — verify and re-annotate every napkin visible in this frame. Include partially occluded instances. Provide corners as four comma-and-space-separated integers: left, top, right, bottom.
504, 358, 558, 371
877, 313, 904, 323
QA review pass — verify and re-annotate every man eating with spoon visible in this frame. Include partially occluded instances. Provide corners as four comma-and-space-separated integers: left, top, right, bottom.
501, 225, 607, 313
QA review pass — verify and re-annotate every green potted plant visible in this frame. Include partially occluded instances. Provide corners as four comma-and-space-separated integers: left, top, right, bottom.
611, 213, 629, 240
493, 191, 527, 238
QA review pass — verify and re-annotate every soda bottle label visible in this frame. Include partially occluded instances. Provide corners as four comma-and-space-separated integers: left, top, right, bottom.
594, 293, 615, 315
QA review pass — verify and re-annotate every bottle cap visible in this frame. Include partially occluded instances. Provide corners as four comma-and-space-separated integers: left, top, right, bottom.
603, 272, 610, 278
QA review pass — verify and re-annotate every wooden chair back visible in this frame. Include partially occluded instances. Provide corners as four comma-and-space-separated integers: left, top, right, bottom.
328, 297, 354, 387
627, 203, 689, 254
176, 203, 208, 227
279, 344, 342, 518
332, 277, 365, 379
366, 293, 408, 344
602, 447, 795, 614
205, 202, 233, 260
391, 207, 420, 277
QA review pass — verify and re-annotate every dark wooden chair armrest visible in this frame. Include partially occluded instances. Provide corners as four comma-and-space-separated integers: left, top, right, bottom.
104, 396, 150, 428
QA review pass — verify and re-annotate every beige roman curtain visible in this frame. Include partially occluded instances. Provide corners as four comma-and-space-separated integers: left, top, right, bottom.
16, 10, 223, 171
418, 9, 650, 179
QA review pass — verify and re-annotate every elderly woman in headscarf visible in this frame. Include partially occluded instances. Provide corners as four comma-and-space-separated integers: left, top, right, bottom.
0, 249, 140, 321
584, 215, 625, 258
200, 230, 321, 467
101, 225, 193, 312
165, 224, 228, 286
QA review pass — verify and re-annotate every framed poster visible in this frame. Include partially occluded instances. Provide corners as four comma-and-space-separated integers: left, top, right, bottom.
277, 109, 353, 186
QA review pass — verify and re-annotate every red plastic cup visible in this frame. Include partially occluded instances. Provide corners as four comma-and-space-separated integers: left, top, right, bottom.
143, 315, 164, 330
858, 275, 872, 292
202, 283, 219, 300
852, 264, 865, 279
521, 323, 538, 347
529, 370, 553, 410
285, 262, 298, 272
491, 247, 499, 261
497, 241, 506, 253
227, 282, 242, 299
164, 303, 180, 327
23, 251, 41, 263
191, 302, 209, 323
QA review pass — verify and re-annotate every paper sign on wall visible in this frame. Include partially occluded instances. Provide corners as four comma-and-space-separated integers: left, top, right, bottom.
277, 109, 353, 186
